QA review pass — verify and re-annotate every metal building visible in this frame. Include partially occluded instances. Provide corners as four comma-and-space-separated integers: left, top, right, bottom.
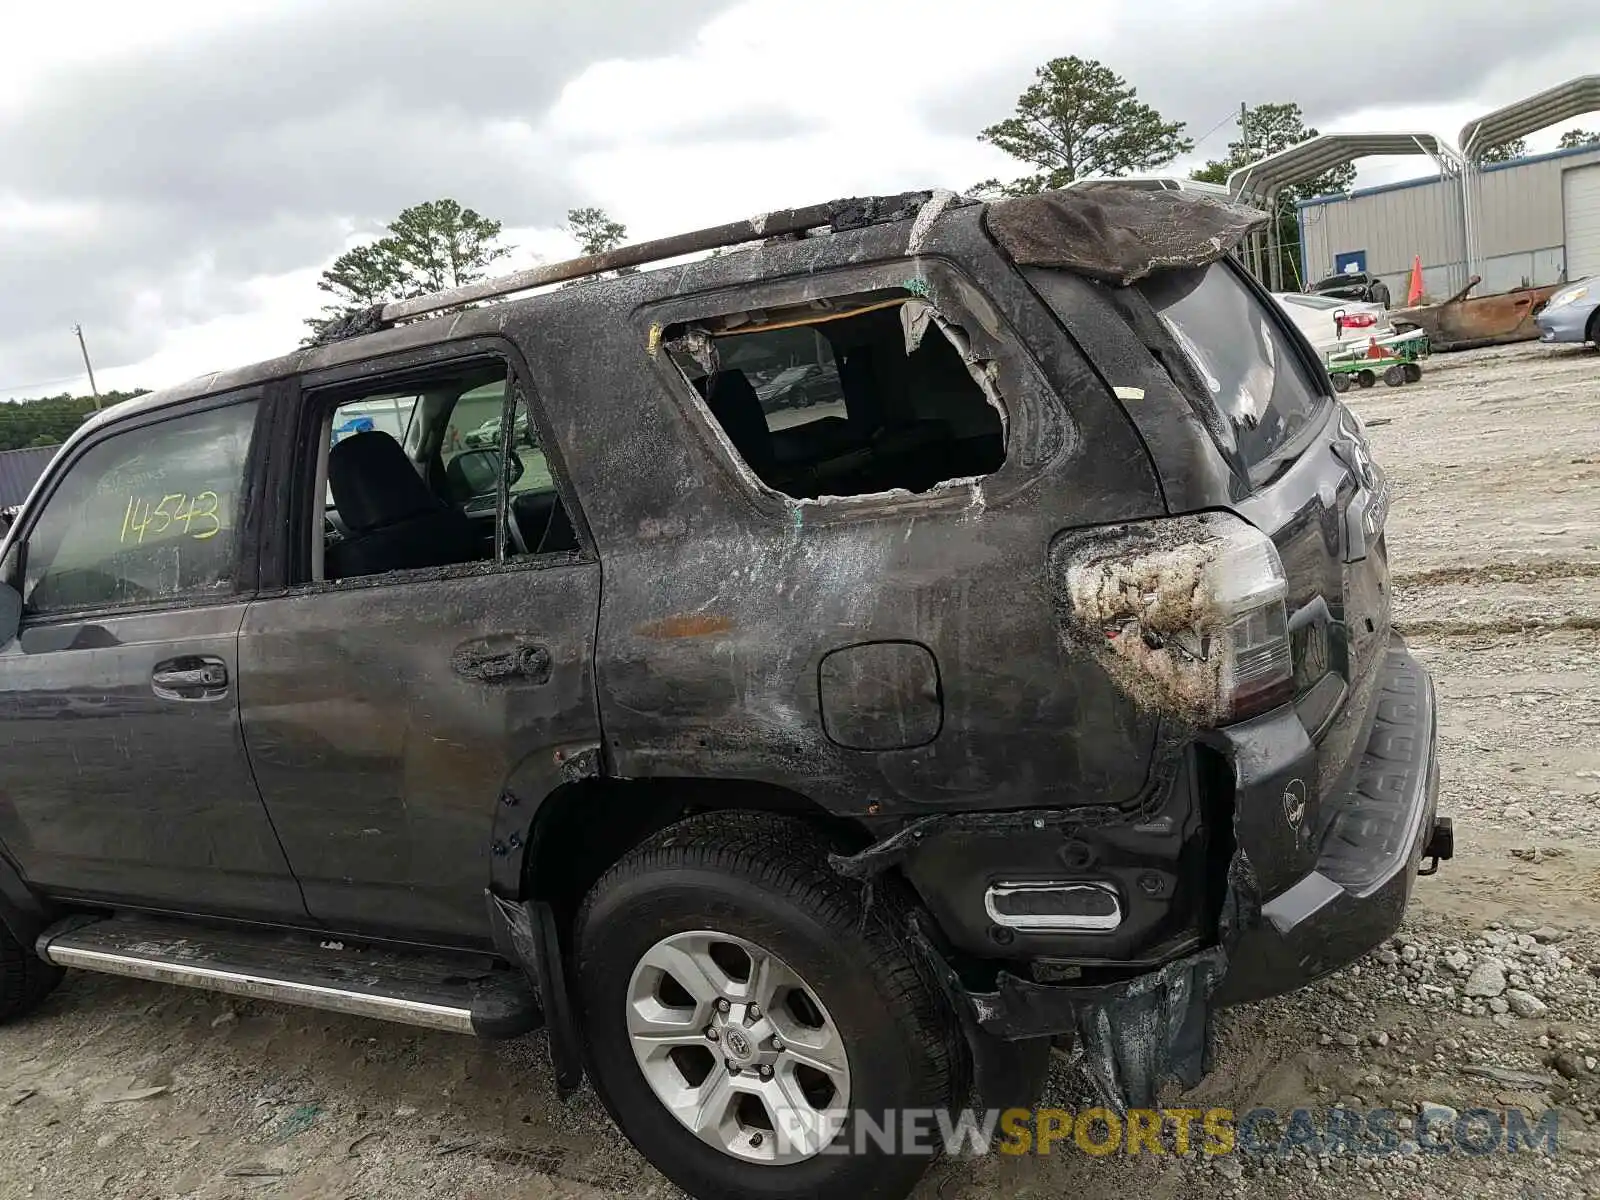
1298, 142, 1600, 299
1291, 76, 1600, 300
1228, 133, 1463, 293
0, 445, 58, 515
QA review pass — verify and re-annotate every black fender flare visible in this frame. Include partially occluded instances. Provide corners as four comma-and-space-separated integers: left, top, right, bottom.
0, 852, 52, 948
487, 891, 585, 1095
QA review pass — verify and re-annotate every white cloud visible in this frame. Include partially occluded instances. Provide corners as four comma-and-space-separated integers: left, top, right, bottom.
3, 0, 1595, 400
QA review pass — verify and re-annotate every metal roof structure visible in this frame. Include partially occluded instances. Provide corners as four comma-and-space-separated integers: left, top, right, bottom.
0, 445, 58, 511
1459, 75, 1600, 162
1228, 132, 1462, 204
1226, 133, 1465, 291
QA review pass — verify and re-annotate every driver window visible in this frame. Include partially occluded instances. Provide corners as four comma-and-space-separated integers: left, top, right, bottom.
22, 401, 258, 615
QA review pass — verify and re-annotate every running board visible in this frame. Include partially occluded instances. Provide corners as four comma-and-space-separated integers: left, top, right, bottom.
37, 915, 541, 1038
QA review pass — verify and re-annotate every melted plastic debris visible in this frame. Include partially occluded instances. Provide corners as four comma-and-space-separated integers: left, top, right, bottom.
988, 185, 1267, 286
1058, 515, 1232, 724
663, 327, 717, 375
1057, 947, 1225, 1110
907, 188, 958, 254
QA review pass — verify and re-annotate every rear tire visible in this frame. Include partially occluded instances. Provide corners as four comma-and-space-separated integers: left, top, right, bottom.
1331, 373, 1352, 393
0, 923, 62, 1023
1403, 362, 1423, 384
1357, 369, 1377, 389
1383, 365, 1406, 387
575, 812, 963, 1200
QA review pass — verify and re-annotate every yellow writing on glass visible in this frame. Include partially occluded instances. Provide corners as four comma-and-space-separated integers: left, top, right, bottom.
119, 492, 223, 545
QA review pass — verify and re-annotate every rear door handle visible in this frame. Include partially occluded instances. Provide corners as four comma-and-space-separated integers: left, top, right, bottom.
152, 655, 230, 701
451, 637, 552, 685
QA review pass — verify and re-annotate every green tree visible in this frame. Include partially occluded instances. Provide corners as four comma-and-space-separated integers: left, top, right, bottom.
566, 207, 628, 255
1475, 138, 1528, 164
1191, 102, 1356, 197
974, 56, 1192, 195
565, 207, 637, 281
1190, 102, 1356, 289
308, 199, 511, 334
0, 390, 148, 453
1559, 128, 1600, 150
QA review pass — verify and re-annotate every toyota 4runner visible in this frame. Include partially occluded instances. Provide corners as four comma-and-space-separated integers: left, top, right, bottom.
0, 185, 1450, 1200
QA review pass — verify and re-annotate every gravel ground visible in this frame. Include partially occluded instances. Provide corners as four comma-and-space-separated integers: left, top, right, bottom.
2, 340, 1599, 1198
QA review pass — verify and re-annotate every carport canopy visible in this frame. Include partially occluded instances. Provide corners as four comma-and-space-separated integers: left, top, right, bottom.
1459, 75, 1600, 162
1228, 132, 1461, 205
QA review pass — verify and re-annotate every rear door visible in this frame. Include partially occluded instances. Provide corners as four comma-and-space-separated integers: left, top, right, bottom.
239, 343, 602, 943
0, 393, 306, 919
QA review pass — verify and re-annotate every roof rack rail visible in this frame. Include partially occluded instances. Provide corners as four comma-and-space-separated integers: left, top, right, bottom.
379, 202, 838, 325
306, 191, 943, 344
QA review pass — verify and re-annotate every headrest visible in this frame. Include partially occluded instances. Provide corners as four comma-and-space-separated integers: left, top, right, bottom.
327, 431, 442, 532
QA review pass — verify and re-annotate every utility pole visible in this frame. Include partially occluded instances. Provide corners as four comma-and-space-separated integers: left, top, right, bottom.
72, 324, 101, 410
1239, 102, 1258, 278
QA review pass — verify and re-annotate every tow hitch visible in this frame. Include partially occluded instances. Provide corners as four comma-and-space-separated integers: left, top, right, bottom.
1419, 816, 1453, 877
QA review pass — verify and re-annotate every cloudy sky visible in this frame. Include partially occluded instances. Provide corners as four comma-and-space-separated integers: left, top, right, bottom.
1, 0, 1592, 401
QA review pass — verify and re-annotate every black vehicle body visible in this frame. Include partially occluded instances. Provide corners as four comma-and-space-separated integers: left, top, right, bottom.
0, 187, 1445, 1145
1310, 270, 1392, 306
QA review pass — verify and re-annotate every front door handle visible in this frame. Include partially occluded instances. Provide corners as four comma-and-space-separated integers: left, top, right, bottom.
451, 636, 552, 685
152, 655, 230, 701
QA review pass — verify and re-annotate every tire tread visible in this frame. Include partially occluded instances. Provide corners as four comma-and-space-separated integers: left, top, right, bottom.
0, 925, 61, 1022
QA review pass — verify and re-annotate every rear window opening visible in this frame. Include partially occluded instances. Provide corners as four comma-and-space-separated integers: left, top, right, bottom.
666, 289, 1005, 501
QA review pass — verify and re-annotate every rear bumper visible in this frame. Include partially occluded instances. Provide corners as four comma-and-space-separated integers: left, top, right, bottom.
954, 641, 1441, 1047
1211, 643, 1440, 1003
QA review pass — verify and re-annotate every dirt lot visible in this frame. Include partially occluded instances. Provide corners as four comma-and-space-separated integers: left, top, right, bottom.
2, 341, 1599, 1199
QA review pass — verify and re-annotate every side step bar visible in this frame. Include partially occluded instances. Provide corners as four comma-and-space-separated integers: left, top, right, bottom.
37, 915, 541, 1038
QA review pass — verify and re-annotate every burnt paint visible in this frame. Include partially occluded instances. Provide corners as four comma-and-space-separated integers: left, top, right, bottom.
0, 188, 1398, 1014
817, 641, 942, 751
0, 601, 304, 918
549, 209, 1167, 824
237, 556, 601, 942
897, 754, 1208, 964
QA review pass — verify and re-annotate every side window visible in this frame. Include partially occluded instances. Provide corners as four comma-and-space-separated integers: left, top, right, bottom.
23, 402, 258, 615
501, 393, 576, 557
664, 288, 1005, 500
311, 360, 576, 583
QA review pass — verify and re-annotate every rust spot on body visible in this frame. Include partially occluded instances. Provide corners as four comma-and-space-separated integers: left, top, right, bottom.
636, 613, 735, 640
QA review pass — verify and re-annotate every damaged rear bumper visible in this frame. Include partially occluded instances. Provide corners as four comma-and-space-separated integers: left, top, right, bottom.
1211, 642, 1442, 1003
928, 641, 1441, 1107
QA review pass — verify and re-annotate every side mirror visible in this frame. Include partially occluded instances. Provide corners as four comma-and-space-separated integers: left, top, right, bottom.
444, 448, 525, 503
0, 582, 20, 648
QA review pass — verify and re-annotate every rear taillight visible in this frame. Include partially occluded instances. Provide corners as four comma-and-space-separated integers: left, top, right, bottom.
1208, 520, 1294, 720
1341, 312, 1378, 329
1056, 514, 1294, 726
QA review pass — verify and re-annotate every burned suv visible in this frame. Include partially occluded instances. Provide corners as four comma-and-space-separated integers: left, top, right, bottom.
0, 185, 1447, 1200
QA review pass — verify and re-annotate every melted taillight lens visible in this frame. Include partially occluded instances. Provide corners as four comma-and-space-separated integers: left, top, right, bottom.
1057, 514, 1294, 726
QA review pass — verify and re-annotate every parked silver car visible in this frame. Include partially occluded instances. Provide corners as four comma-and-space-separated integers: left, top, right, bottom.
1535, 278, 1599, 346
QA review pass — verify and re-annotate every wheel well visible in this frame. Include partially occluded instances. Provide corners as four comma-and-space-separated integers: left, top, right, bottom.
1588, 308, 1600, 346
519, 778, 875, 937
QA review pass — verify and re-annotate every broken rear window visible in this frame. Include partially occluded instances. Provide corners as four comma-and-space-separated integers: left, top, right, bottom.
666, 290, 1005, 500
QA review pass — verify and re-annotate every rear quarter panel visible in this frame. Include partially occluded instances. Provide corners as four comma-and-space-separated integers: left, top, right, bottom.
508, 210, 1169, 819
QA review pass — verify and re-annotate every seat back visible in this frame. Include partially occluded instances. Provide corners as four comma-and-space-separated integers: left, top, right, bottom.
326, 432, 478, 578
